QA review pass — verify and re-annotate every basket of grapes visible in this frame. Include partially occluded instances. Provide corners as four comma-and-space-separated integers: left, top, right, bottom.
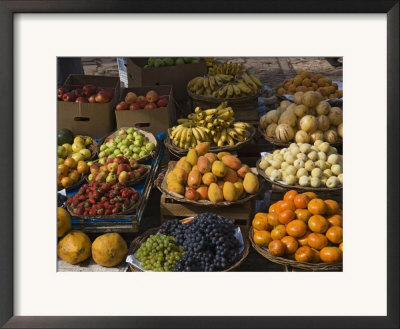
126, 213, 250, 272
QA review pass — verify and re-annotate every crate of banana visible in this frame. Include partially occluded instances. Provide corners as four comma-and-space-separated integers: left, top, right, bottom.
166, 102, 255, 155
187, 71, 263, 99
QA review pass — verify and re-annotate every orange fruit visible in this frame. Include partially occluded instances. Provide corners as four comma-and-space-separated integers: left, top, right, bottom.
267, 212, 280, 227
303, 191, 317, 200
286, 219, 307, 238
293, 194, 310, 209
252, 217, 269, 231
298, 230, 312, 246
253, 230, 272, 247
324, 200, 339, 215
64, 157, 77, 169
269, 202, 280, 213
284, 190, 298, 202
308, 198, 327, 215
58, 164, 69, 176
325, 226, 343, 244
77, 161, 89, 174
61, 177, 73, 188
278, 209, 295, 225
339, 242, 343, 252
279, 200, 296, 212
268, 240, 286, 257
295, 209, 312, 223
295, 246, 313, 262
308, 215, 329, 233
327, 214, 342, 227
320, 247, 342, 263
254, 212, 269, 221
307, 233, 328, 250
68, 170, 80, 183
281, 236, 298, 254
310, 248, 321, 263
271, 225, 286, 240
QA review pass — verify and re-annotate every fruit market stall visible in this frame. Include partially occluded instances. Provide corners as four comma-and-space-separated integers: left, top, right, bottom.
56, 57, 343, 272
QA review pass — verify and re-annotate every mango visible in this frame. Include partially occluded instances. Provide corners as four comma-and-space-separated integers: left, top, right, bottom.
212, 160, 227, 178
186, 149, 198, 166
196, 185, 208, 200
176, 156, 187, 166
243, 172, 259, 194
204, 152, 218, 164
194, 142, 210, 156
234, 181, 244, 198
187, 169, 202, 188
237, 164, 251, 178
57, 230, 91, 265
192, 165, 198, 171
202, 172, 217, 185
172, 167, 188, 184
175, 160, 191, 175
223, 181, 238, 202
92, 233, 127, 267
223, 167, 238, 183
217, 151, 231, 160
197, 156, 211, 174
57, 207, 71, 238
222, 155, 242, 170
208, 183, 224, 203
168, 181, 185, 195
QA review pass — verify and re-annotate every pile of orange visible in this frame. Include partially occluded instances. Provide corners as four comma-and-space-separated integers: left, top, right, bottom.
276, 70, 343, 100
57, 157, 89, 189
252, 189, 342, 263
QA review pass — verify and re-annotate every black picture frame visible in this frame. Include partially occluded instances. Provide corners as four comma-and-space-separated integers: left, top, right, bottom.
0, 1, 398, 328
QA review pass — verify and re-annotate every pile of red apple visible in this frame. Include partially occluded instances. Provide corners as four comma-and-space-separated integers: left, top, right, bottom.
58, 84, 114, 103
115, 90, 169, 111
88, 156, 149, 184
67, 181, 139, 216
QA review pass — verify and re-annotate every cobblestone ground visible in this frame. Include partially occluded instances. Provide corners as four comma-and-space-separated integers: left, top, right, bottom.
82, 57, 343, 88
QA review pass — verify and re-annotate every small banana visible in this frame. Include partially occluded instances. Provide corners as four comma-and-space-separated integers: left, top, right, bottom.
243, 72, 258, 90
203, 76, 209, 89
226, 84, 234, 98
219, 74, 233, 83
237, 81, 252, 94
232, 84, 241, 96
205, 114, 214, 122
194, 77, 204, 90
194, 106, 202, 114
214, 74, 223, 86
233, 122, 251, 129
208, 75, 215, 90
188, 76, 201, 89
226, 134, 235, 146
217, 139, 224, 146
227, 127, 240, 140
204, 108, 217, 115
249, 73, 263, 87
218, 85, 228, 97
216, 101, 228, 110
234, 127, 250, 137
220, 128, 227, 143
177, 118, 189, 124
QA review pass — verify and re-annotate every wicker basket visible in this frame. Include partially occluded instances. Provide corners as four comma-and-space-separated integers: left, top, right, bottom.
257, 125, 343, 149
256, 159, 342, 192
101, 127, 157, 163
77, 135, 99, 160
164, 125, 256, 157
188, 88, 263, 113
249, 227, 342, 271
154, 163, 260, 207
127, 225, 250, 272
58, 173, 87, 192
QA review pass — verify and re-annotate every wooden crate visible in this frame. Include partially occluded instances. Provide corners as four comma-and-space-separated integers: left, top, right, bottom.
160, 194, 255, 229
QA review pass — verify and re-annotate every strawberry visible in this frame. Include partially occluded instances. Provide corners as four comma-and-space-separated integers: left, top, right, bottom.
112, 208, 119, 214
88, 197, 96, 204
97, 208, 104, 215
105, 209, 112, 215
89, 209, 96, 216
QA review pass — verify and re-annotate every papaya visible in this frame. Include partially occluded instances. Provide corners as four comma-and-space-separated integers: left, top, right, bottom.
187, 170, 202, 188
243, 172, 259, 194
57, 230, 91, 265
194, 142, 210, 156
212, 160, 227, 178
237, 164, 251, 178
223, 182, 238, 202
223, 167, 238, 183
92, 233, 128, 267
217, 151, 231, 160
204, 152, 218, 164
197, 156, 211, 174
208, 183, 224, 203
222, 155, 242, 170
167, 181, 185, 195
186, 149, 198, 166
202, 172, 217, 186
234, 181, 244, 198
175, 160, 191, 175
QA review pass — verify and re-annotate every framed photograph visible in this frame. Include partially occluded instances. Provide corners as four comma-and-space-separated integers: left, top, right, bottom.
1, 1, 398, 328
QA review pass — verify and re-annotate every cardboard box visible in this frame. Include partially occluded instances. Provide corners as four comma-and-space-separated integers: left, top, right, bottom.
115, 85, 176, 135
127, 58, 207, 102
57, 75, 120, 139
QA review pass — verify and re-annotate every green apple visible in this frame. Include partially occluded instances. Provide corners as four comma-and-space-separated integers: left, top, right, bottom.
134, 139, 142, 147
106, 142, 113, 148
127, 133, 133, 140
123, 148, 131, 156
108, 154, 115, 159
129, 144, 135, 151
127, 127, 134, 134
99, 158, 107, 164
109, 146, 116, 152
106, 173, 117, 182
71, 152, 84, 162
139, 151, 146, 158
98, 151, 106, 158
118, 129, 126, 136
120, 145, 127, 151
114, 137, 122, 144
133, 146, 141, 153
132, 153, 140, 160
100, 145, 107, 151
87, 161, 93, 166
122, 139, 130, 146
145, 142, 155, 151
114, 149, 122, 155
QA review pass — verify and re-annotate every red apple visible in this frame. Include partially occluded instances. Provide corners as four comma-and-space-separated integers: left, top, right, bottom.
144, 102, 157, 109
113, 156, 125, 165
146, 90, 158, 103
106, 158, 114, 164
75, 96, 88, 103
57, 87, 68, 100
156, 97, 168, 107
116, 101, 128, 111
82, 84, 96, 96
95, 172, 106, 182
72, 88, 83, 97
107, 163, 118, 173
101, 88, 114, 100
88, 94, 97, 103
95, 91, 110, 103
129, 159, 138, 168
185, 188, 200, 201
117, 164, 131, 175
137, 95, 146, 102
125, 92, 137, 104
62, 92, 76, 102
118, 171, 128, 184
129, 103, 141, 111
137, 100, 148, 109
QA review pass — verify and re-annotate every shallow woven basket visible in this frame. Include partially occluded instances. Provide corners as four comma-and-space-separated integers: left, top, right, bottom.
85, 164, 151, 187
66, 185, 140, 219
58, 173, 87, 192
77, 135, 99, 160
165, 125, 256, 157
257, 126, 343, 149
256, 159, 342, 192
249, 227, 342, 271
101, 127, 157, 163
128, 225, 250, 272
154, 163, 259, 207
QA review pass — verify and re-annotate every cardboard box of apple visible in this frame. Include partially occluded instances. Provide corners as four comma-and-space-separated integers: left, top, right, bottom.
57, 84, 114, 103
115, 90, 169, 111
87, 156, 149, 185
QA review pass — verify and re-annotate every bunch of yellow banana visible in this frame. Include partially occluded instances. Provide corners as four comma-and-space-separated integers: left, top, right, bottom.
169, 102, 253, 149
187, 74, 234, 95
208, 62, 244, 75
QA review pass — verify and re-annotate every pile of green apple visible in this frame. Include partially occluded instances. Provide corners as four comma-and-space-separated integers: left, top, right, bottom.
98, 128, 156, 161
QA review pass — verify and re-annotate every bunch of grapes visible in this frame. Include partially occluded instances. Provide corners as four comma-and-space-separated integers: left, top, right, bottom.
159, 213, 242, 272
136, 234, 184, 272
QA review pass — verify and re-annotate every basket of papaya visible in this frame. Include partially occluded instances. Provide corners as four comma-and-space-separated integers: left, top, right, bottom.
126, 213, 250, 272
249, 190, 343, 271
